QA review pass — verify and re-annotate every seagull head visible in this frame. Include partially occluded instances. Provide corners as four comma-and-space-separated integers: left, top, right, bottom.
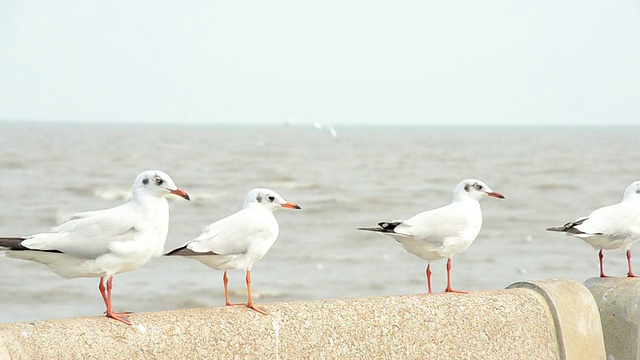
132, 170, 190, 201
243, 188, 301, 212
623, 180, 640, 201
455, 179, 505, 201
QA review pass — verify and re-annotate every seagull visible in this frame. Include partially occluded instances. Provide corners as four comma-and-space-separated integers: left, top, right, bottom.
165, 188, 301, 315
547, 181, 640, 278
359, 179, 504, 294
0, 170, 190, 325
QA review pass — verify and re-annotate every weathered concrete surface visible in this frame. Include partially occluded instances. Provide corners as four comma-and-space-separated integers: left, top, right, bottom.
585, 277, 640, 360
508, 279, 606, 360
0, 279, 604, 359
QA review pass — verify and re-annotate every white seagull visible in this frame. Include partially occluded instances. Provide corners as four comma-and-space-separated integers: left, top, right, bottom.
0, 170, 190, 325
165, 188, 301, 314
359, 179, 504, 294
547, 181, 640, 278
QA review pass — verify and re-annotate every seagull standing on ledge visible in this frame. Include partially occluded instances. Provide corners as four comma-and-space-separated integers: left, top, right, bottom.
359, 179, 505, 294
547, 181, 640, 278
0, 170, 190, 325
165, 188, 301, 315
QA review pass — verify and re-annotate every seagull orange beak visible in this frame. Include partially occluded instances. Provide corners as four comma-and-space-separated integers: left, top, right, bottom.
170, 188, 191, 201
487, 191, 505, 199
282, 201, 301, 209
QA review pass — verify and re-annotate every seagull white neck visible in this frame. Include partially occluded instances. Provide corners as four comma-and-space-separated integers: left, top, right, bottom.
453, 192, 480, 204
245, 203, 275, 213
130, 195, 170, 250
129, 194, 170, 216
451, 194, 483, 220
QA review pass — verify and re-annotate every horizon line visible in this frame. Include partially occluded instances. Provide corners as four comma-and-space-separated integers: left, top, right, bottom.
2, 119, 638, 128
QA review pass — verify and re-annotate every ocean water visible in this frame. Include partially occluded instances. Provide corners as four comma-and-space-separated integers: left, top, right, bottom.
0, 122, 638, 324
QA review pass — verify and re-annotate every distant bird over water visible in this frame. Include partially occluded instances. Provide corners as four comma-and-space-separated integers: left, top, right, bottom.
0, 170, 190, 325
359, 179, 505, 294
166, 188, 301, 315
547, 181, 640, 278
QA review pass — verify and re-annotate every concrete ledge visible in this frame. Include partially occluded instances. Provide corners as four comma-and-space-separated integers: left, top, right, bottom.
0, 279, 604, 359
585, 277, 640, 360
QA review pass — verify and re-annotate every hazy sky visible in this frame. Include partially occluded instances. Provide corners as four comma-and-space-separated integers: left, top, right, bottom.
1, 1, 639, 126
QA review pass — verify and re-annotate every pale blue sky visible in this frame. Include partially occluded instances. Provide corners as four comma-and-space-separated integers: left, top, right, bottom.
1, 1, 639, 126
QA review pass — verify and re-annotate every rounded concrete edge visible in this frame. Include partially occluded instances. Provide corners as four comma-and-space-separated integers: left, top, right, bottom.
507, 278, 606, 360
584, 277, 640, 360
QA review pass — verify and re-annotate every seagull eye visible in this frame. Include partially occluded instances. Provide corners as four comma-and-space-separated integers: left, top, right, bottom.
267, 195, 275, 202
154, 177, 164, 186
473, 183, 483, 191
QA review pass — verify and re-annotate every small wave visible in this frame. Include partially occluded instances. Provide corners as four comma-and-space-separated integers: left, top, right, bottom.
186, 192, 224, 202
66, 185, 97, 197
94, 189, 131, 201
2, 159, 26, 169
536, 182, 578, 191
292, 196, 368, 213
228, 288, 283, 299
162, 297, 210, 309
264, 181, 323, 190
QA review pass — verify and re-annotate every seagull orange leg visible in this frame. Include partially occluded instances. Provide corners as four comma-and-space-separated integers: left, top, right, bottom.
444, 258, 467, 294
223, 271, 244, 306
104, 275, 131, 325
627, 250, 637, 277
98, 277, 108, 308
599, 250, 610, 278
426, 263, 433, 294
245, 270, 267, 315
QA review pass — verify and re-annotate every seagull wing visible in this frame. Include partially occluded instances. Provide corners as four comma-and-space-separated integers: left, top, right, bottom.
575, 202, 640, 239
180, 209, 275, 256
394, 204, 473, 249
21, 204, 141, 259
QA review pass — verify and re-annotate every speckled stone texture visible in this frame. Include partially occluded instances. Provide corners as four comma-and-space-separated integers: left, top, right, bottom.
585, 277, 640, 360
0, 279, 604, 359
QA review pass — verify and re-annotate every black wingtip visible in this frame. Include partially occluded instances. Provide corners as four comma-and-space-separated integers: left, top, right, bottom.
164, 245, 187, 256
165, 245, 219, 256
546, 227, 566, 232
0, 237, 27, 250
547, 218, 589, 234
358, 227, 383, 232
375, 221, 402, 232
358, 221, 402, 233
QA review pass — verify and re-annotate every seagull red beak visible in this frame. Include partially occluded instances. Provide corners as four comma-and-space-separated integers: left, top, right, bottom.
487, 191, 505, 199
170, 188, 191, 201
282, 201, 301, 209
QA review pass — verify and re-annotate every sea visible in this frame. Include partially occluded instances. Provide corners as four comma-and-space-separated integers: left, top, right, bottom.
0, 121, 638, 324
